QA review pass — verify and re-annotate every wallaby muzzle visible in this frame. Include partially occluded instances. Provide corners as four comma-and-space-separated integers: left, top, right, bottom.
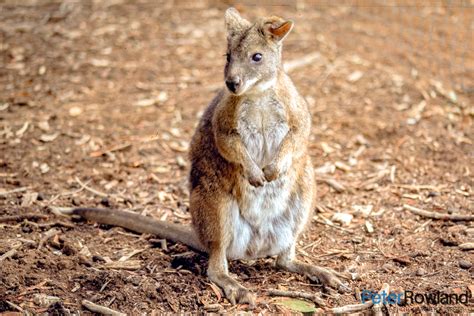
225, 76, 242, 94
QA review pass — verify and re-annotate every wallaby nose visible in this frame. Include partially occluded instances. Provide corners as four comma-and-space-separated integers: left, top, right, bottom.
225, 77, 241, 93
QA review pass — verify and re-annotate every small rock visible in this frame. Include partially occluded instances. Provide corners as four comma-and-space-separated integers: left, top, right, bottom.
37, 120, 50, 131
459, 260, 472, 269
38, 65, 46, 75
39, 163, 50, 174
69, 106, 82, 116
416, 268, 426, 276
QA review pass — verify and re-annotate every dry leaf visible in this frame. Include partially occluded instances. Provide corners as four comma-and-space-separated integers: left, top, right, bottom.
21, 192, 38, 207
352, 205, 374, 217
90, 58, 110, 67
40, 132, 59, 142
15, 122, 30, 137
331, 213, 353, 226
365, 220, 374, 233
314, 162, 336, 174
347, 70, 364, 82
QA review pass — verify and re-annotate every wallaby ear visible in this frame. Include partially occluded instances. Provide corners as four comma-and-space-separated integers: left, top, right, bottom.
225, 7, 250, 35
261, 17, 294, 42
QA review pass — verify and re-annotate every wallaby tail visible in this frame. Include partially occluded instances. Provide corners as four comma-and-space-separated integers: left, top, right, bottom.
55, 207, 205, 252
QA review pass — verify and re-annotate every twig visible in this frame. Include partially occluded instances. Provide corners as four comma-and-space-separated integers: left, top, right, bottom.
330, 301, 373, 314
23, 220, 75, 229
38, 228, 60, 250
0, 213, 48, 223
82, 299, 126, 316
75, 177, 131, 202
47, 181, 90, 204
313, 218, 353, 233
458, 243, 474, 251
75, 177, 109, 198
372, 283, 390, 316
0, 187, 28, 196
0, 248, 18, 262
317, 177, 347, 193
6, 301, 23, 312
330, 282, 389, 314
268, 289, 326, 306
404, 204, 474, 221
0, 240, 24, 262
395, 184, 446, 191
89, 142, 132, 158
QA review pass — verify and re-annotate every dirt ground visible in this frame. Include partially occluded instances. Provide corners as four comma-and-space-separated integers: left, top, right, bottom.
1, 1, 473, 314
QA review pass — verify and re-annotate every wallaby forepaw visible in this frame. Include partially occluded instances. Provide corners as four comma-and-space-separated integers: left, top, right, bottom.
262, 163, 279, 182
246, 166, 266, 187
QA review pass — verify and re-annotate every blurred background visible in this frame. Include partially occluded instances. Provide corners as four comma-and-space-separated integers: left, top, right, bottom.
0, 0, 472, 314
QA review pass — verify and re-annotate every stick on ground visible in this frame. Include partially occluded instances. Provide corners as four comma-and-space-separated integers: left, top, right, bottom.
82, 300, 126, 316
0, 213, 48, 223
372, 283, 390, 316
330, 301, 373, 314
330, 282, 389, 314
404, 204, 474, 221
268, 289, 326, 307
0, 187, 28, 196
38, 228, 60, 250
317, 177, 347, 193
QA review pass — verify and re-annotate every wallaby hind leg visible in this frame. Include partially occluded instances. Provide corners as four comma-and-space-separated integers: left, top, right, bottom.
190, 187, 255, 307
207, 244, 256, 308
276, 244, 351, 293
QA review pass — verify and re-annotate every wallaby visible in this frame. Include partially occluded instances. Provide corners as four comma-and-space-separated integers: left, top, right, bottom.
60, 8, 349, 308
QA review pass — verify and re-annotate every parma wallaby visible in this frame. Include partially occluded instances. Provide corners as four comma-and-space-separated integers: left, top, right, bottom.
61, 7, 349, 308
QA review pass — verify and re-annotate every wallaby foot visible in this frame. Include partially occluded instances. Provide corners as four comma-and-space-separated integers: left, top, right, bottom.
208, 271, 256, 307
276, 247, 350, 293
207, 247, 256, 308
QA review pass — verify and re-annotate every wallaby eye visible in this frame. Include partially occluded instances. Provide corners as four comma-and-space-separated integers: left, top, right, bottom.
251, 53, 262, 62
226, 53, 231, 63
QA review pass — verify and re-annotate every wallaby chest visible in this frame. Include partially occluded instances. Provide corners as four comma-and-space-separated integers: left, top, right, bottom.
236, 95, 289, 167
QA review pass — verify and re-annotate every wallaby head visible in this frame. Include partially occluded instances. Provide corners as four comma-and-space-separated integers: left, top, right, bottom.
224, 8, 293, 96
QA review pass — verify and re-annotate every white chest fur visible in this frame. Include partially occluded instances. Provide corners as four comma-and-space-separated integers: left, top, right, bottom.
226, 96, 303, 260
236, 96, 289, 167
227, 174, 302, 260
